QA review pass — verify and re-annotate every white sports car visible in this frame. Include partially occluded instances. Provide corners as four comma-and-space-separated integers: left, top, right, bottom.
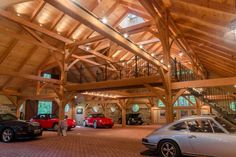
142, 116, 236, 157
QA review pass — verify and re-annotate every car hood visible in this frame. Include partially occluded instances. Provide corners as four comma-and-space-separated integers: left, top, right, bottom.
0, 120, 40, 127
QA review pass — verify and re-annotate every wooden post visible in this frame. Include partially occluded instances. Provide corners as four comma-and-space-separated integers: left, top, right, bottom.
121, 107, 126, 128
196, 98, 201, 116
36, 70, 42, 95
57, 48, 68, 136
71, 100, 76, 120
119, 99, 128, 128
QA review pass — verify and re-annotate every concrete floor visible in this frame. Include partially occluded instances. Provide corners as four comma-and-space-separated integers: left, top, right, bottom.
0, 125, 160, 157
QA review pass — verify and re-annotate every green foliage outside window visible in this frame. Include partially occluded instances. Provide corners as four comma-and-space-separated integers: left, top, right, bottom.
43, 73, 51, 79
229, 102, 236, 111
38, 101, 52, 114
158, 96, 196, 107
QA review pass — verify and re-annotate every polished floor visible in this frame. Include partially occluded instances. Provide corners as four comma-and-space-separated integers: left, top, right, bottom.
0, 125, 159, 157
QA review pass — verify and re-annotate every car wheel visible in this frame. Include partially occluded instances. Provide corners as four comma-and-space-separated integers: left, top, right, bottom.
83, 121, 87, 127
53, 123, 58, 131
93, 121, 97, 129
2, 128, 14, 143
158, 140, 181, 157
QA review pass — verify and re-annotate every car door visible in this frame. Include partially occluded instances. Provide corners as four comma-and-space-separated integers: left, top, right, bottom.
168, 121, 194, 154
38, 114, 47, 128
86, 114, 93, 126
186, 118, 231, 157
209, 119, 236, 157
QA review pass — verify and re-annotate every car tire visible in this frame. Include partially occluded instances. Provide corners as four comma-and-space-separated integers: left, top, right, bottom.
83, 121, 87, 127
93, 121, 97, 129
1, 128, 14, 143
53, 123, 58, 131
158, 140, 181, 157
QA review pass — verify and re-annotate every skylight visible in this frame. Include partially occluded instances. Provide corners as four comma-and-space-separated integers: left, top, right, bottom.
119, 13, 145, 28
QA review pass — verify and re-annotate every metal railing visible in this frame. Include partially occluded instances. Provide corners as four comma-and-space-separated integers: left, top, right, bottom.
189, 87, 236, 124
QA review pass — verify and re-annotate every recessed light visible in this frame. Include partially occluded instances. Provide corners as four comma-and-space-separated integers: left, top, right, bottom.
85, 46, 90, 51
101, 17, 107, 24
123, 33, 128, 38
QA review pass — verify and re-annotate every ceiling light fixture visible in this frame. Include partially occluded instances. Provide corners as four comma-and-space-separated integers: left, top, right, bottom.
17, 13, 21, 17
101, 17, 108, 24
123, 33, 128, 38
139, 45, 143, 49
85, 46, 90, 51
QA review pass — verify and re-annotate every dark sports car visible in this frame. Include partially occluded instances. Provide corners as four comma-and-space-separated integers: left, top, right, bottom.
0, 113, 42, 143
118, 113, 144, 125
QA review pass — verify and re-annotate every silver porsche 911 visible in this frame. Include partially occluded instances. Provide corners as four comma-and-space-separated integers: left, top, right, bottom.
142, 116, 236, 157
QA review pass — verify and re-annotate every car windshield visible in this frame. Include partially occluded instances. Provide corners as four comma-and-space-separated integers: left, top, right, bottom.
92, 114, 105, 118
0, 114, 17, 121
214, 117, 236, 133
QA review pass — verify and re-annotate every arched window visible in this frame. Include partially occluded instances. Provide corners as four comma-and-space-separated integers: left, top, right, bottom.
38, 101, 52, 114
65, 104, 70, 112
132, 104, 140, 112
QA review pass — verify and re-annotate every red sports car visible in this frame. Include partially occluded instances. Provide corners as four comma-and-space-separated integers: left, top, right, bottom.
83, 113, 113, 128
30, 114, 76, 130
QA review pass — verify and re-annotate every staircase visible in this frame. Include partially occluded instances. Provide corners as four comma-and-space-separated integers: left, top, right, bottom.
188, 87, 236, 125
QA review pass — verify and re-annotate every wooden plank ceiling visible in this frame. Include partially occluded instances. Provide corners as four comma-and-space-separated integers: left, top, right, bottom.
0, 0, 235, 95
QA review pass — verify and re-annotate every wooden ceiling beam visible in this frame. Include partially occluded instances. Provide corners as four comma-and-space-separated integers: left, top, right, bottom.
192, 46, 236, 64
172, 77, 236, 89
174, 0, 236, 16
77, 35, 105, 45
30, 0, 45, 21
0, 9, 72, 43
186, 35, 236, 55
137, 38, 160, 45
66, 76, 162, 91
50, 12, 65, 30
0, 68, 61, 84
0, 26, 63, 53
188, 40, 235, 58
179, 25, 236, 51
0, 39, 18, 64
1, 46, 39, 89
45, 0, 166, 70
139, 0, 205, 77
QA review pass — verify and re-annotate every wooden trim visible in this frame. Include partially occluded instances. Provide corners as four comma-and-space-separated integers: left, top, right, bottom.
172, 77, 236, 89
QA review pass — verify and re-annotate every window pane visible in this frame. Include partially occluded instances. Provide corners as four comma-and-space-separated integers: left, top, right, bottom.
209, 120, 224, 133
187, 119, 213, 133
170, 122, 187, 131
38, 101, 52, 114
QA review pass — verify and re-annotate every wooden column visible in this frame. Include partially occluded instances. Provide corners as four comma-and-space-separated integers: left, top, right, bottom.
56, 49, 68, 136
36, 70, 42, 95
121, 107, 126, 128
196, 98, 201, 116
119, 99, 128, 128
102, 104, 107, 117
71, 100, 76, 120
